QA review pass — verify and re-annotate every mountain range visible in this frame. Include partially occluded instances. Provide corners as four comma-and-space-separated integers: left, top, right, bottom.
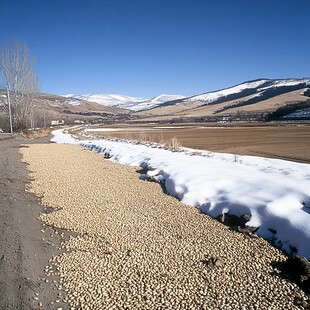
63, 94, 186, 111
63, 78, 310, 114
1, 78, 309, 127
134, 78, 310, 122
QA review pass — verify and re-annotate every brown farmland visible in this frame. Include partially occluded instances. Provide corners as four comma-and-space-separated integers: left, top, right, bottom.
85, 124, 310, 163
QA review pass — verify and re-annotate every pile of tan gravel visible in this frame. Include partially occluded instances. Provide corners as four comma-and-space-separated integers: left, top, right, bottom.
21, 144, 308, 309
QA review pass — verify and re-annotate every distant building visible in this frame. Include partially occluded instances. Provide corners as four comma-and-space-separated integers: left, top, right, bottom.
51, 120, 64, 126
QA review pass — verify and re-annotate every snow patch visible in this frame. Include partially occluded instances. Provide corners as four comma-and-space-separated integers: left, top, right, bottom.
187, 80, 269, 103
259, 79, 310, 91
65, 98, 82, 106
283, 108, 310, 118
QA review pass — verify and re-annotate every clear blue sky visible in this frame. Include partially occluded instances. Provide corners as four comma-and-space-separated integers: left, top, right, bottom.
0, 0, 309, 98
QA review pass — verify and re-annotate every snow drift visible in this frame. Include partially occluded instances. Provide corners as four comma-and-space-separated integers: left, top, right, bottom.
51, 129, 310, 258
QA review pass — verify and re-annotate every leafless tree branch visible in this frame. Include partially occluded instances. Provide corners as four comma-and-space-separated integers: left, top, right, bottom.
0, 40, 39, 131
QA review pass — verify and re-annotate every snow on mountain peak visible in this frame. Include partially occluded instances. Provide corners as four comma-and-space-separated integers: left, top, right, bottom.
64, 93, 186, 111
63, 78, 310, 111
63, 93, 146, 110
187, 79, 270, 103
258, 78, 310, 91
151, 94, 186, 103
179, 78, 310, 105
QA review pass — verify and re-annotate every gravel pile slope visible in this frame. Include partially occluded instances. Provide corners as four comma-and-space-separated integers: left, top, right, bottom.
21, 144, 307, 309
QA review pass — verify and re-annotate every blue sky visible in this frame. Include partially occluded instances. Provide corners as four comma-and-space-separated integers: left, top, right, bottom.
0, 0, 309, 98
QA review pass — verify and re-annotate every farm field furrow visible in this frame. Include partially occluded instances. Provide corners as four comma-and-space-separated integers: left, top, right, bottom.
84, 124, 310, 163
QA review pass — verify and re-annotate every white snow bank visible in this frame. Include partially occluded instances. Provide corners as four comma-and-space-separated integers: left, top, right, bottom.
85, 127, 158, 132
85, 128, 125, 132
51, 129, 310, 258
51, 129, 78, 144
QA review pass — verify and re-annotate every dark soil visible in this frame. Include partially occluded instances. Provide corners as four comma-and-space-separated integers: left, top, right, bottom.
0, 135, 67, 309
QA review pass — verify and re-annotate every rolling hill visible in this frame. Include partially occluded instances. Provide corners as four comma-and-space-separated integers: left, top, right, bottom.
134, 78, 310, 122
0, 91, 130, 130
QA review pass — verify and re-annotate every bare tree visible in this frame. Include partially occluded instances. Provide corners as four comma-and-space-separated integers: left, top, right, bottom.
0, 41, 39, 132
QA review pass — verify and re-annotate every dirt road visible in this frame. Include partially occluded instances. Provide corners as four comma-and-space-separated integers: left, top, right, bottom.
0, 136, 65, 309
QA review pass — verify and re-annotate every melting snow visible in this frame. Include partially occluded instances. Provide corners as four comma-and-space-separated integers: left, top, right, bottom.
51, 129, 310, 258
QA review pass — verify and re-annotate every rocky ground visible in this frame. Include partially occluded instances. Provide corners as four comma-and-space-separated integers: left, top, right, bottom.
20, 143, 309, 309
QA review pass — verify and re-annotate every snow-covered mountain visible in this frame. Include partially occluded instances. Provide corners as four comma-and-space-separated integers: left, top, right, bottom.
64, 93, 186, 111
64, 94, 146, 109
167, 78, 310, 106
136, 94, 187, 111
63, 78, 310, 113
186, 79, 270, 103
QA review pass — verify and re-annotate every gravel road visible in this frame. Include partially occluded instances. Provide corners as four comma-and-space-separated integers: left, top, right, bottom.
21, 143, 308, 309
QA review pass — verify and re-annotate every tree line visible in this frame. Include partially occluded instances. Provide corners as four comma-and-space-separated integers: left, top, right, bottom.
0, 40, 39, 133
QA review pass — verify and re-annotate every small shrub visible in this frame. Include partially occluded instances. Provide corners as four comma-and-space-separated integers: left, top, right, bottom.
166, 137, 181, 151
152, 131, 164, 144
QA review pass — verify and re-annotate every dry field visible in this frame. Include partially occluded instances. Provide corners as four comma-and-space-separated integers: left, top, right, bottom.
84, 124, 310, 163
